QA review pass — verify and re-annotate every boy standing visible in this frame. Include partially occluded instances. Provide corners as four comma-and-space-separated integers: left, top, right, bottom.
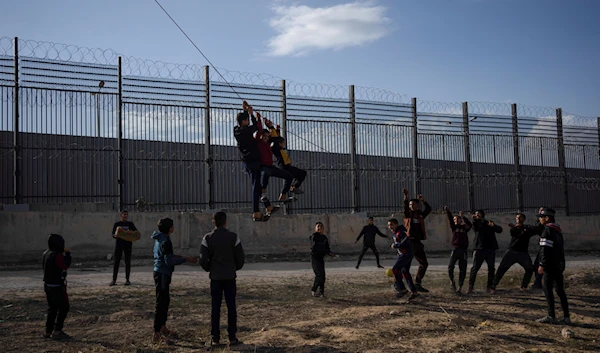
355, 217, 389, 269
536, 208, 570, 324
42, 233, 71, 339
402, 188, 432, 292
151, 218, 197, 344
110, 210, 137, 286
491, 213, 537, 291
200, 212, 245, 347
387, 219, 419, 300
468, 210, 503, 294
310, 222, 334, 297
444, 207, 472, 294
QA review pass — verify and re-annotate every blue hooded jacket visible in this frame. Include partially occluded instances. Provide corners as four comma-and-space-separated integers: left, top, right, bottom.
152, 231, 186, 275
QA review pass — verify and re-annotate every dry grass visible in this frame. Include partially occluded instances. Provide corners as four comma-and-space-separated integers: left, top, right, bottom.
1, 266, 599, 353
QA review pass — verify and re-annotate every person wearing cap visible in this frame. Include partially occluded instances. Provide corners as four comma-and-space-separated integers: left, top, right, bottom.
535, 208, 570, 325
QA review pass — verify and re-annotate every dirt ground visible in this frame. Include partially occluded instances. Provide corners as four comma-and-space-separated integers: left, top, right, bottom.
0, 257, 599, 353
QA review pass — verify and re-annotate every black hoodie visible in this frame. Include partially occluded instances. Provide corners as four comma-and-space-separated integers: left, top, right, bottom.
233, 113, 260, 163
42, 234, 71, 286
538, 223, 566, 272
310, 232, 332, 258
472, 219, 502, 250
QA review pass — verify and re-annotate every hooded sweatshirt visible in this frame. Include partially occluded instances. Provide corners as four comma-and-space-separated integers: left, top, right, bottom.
42, 234, 71, 286
538, 223, 566, 272
152, 231, 186, 275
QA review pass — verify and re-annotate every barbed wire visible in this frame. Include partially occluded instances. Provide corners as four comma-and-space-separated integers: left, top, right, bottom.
0, 37, 13, 56
286, 81, 349, 100
518, 104, 557, 119
468, 101, 513, 117
354, 86, 410, 105
417, 100, 463, 116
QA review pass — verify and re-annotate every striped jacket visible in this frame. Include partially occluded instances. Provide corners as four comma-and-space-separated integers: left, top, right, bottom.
538, 223, 565, 272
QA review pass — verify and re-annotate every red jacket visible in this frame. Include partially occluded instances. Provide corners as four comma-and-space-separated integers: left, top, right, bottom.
254, 119, 273, 166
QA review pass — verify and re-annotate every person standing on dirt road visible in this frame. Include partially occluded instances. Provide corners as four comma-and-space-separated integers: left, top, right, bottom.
535, 208, 571, 325
200, 212, 245, 347
355, 217, 389, 269
402, 188, 432, 293
468, 210, 503, 294
110, 210, 137, 286
310, 222, 334, 298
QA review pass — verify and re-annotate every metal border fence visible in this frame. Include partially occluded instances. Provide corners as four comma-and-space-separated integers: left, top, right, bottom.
1, 37, 599, 214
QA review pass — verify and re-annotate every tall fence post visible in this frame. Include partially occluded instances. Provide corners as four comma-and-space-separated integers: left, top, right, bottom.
349, 85, 359, 213
462, 102, 474, 212
411, 97, 419, 195
117, 56, 124, 212
556, 108, 569, 216
281, 79, 291, 215
597, 117, 600, 157
204, 66, 214, 209
512, 104, 524, 212
13, 37, 21, 205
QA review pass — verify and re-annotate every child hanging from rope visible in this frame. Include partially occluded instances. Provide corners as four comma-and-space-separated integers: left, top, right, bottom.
254, 113, 293, 206
266, 122, 307, 196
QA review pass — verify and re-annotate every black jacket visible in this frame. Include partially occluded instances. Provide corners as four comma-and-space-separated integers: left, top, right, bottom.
200, 227, 245, 280
356, 224, 387, 245
508, 224, 541, 252
233, 114, 260, 163
538, 223, 566, 272
472, 219, 502, 250
310, 232, 332, 258
43, 250, 71, 285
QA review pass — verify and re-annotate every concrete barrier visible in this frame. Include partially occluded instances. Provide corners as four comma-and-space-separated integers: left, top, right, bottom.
1, 210, 599, 263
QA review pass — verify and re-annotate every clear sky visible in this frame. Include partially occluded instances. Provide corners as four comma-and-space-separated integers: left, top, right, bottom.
0, 0, 598, 117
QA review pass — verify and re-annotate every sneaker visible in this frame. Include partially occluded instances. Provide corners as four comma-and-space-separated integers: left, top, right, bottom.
51, 331, 71, 340
292, 188, 304, 195
210, 338, 221, 347
467, 286, 474, 294
229, 337, 243, 346
43, 332, 52, 339
355, 265, 359, 269
377, 265, 384, 269
260, 194, 269, 203
391, 284, 400, 292
266, 206, 280, 216
311, 291, 321, 297
456, 286, 462, 295
396, 289, 409, 298
408, 292, 420, 300
450, 282, 457, 292
109, 281, 116, 286
487, 287, 495, 295
562, 317, 572, 325
519, 287, 528, 292
415, 283, 429, 293
536, 316, 558, 324
124, 280, 131, 286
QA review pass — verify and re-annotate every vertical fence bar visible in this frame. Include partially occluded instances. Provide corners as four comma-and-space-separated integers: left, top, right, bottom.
556, 108, 569, 215
281, 79, 291, 215
204, 66, 214, 209
411, 97, 420, 195
462, 102, 474, 212
512, 103, 524, 212
597, 117, 600, 157
281, 80, 287, 141
117, 56, 124, 211
349, 85, 359, 213
13, 37, 21, 204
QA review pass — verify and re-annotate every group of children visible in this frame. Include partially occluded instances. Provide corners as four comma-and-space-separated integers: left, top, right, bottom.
43, 211, 246, 347
347, 195, 570, 325
234, 101, 307, 222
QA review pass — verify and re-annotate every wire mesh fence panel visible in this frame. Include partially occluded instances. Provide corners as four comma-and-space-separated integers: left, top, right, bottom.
0, 85, 13, 204
1, 36, 600, 214
122, 103, 206, 211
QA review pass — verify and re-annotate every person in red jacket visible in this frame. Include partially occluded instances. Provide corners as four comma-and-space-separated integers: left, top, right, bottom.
444, 207, 472, 294
255, 114, 293, 206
